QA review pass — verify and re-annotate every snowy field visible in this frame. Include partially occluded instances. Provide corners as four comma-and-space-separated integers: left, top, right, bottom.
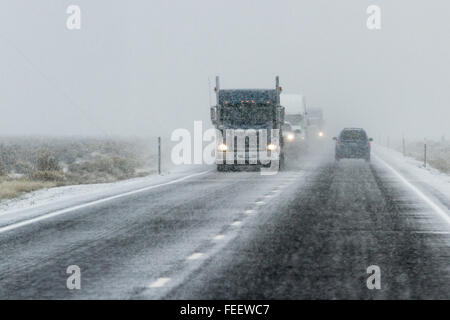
391, 139, 450, 174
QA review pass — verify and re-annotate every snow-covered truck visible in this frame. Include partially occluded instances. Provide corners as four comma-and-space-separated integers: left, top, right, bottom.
306, 107, 325, 141
280, 94, 307, 145
210, 76, 286, 171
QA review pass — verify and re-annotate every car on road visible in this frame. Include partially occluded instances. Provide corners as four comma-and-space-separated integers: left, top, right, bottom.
333, 128, 373, 162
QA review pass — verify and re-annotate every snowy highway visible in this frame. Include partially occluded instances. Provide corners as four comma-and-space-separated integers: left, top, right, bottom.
1, 145, 450, 299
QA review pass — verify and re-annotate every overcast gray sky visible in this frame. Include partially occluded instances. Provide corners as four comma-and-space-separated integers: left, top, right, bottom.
0, 0, 449, 140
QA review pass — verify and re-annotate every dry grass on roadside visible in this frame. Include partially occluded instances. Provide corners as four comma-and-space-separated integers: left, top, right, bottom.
0, 136, 172, 201
0, 177, 56, 200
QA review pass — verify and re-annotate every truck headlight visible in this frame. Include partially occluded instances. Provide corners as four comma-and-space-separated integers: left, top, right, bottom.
217, 143, 228, 151
267, 143, 278, 151
318, 131, 324, 137
287, 133, 295, 141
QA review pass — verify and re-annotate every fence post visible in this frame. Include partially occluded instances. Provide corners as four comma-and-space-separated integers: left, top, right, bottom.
424, 142, 427, 168
402, 135, 406, 157
158, 136, 161, 175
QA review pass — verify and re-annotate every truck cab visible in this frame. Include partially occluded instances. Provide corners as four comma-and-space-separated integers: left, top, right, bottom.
210, 77, 285, 171
306, 107, 325, 141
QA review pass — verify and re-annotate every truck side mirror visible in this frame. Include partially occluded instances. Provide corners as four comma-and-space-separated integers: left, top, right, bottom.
369, 138, 373, 141
210, 107, 217, 124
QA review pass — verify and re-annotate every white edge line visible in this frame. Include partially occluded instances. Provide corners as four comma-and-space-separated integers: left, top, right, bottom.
413, 231, 450, 235
374, 154, 450, 226
0, 170, 211, 234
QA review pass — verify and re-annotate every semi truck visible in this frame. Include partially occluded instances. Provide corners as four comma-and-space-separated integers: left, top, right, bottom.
280, 94, 307, 147
280, 94, 307, 135
210, 76, 285, 171
306, 107, 325, 141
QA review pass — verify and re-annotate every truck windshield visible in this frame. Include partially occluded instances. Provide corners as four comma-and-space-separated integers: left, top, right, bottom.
220, 105, 273, 126
286, 114, 303, 124
309, 118, 322, 126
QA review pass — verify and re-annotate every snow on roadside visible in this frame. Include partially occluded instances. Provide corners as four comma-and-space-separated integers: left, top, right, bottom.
0, 175, 155, 214
0, 163, 205, 216
374, 144, 450, 200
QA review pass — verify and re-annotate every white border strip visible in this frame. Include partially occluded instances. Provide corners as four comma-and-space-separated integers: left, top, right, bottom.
0, 170, 210, 234
374, 154, 450, 226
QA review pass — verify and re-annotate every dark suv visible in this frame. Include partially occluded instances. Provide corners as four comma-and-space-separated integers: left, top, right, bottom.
333, 128, 372, 162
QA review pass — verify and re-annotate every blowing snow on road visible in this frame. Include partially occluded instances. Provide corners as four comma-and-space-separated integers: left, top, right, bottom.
2, 1, 450, 313
1, 145, 450, 299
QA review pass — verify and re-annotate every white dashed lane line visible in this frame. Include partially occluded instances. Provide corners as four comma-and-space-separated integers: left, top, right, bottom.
187, 253, 204, 260
149, 277, 170, 288
146, 172, 306, 292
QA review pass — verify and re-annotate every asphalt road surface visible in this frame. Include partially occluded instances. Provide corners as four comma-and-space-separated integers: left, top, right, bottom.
1, 145, 450, 299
